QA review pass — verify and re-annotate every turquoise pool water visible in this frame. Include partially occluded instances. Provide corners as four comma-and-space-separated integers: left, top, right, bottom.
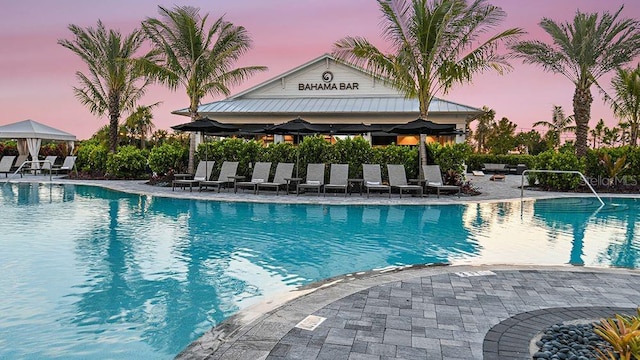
0, 183, 638, 359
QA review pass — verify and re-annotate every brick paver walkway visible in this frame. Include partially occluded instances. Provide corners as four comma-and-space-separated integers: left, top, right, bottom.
178, 266, 640, 360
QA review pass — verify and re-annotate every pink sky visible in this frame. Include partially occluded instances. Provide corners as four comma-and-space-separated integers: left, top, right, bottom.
1, 0, 638, 140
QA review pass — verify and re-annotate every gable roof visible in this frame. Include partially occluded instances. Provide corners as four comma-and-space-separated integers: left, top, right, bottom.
173, 54, 483, 116
0, 119, 76, 141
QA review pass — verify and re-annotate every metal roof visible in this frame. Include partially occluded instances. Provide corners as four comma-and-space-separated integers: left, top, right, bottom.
176, 97, 483, 115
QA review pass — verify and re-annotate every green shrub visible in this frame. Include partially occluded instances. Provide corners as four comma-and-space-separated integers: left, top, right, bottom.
148, 143, 188, 175
76, 143, 108, 174
371, 144, 419, 180
196, 138, 265, 178
467, 153, 536, 172
330, 137, 372, 178
429, 143, 473, 174
106, 145, 148, 179
531, 150, 584, 191
297, 136, 333, 178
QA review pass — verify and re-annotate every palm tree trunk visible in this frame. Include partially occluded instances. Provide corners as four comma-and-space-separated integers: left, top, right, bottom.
188, 112, 197, 174
108, 93, 120, 153
631, 121, 638, 147
573, 87, 592, 157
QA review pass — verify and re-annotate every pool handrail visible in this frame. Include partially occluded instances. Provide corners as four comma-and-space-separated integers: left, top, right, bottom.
520, 169, 604, 206
6, 160, 53, 182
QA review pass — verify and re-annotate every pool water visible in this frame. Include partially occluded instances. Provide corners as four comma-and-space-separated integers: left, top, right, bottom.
0, 183, 638, 359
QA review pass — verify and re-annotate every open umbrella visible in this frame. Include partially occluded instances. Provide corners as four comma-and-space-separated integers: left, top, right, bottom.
171, 117, 239, 175
332, 123, 387, 134
264, 117, 331, 177
389, 118, 457, 178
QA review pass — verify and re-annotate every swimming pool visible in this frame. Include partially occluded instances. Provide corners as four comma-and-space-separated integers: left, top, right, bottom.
0, 183, 638, 359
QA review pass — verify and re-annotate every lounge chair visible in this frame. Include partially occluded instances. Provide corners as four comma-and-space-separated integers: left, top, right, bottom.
363, 164, 391, 198
41, 156, 58, 174
387, 164, 423, 198
199, 161, 239, 192
422, 164, 461, 198
256, 162, 294, 195
51, 156, 77, 175
172, 160, 215, 192
11, 154, 28, 172
323, 164, 349, 197
0, 155, 16, 177
296, 163, 325, 196
234, 162, 272, 194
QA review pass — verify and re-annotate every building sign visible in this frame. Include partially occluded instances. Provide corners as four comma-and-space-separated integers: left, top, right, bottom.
298, 71, 359, 91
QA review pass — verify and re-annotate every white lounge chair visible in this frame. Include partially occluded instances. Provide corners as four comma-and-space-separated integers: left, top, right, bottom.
363, 164, 391, 198
172, 161, 215, 192
256, 162, 294, 195
387, 164, 423, 198
297, 163, 325, 196
199, 161, 239, 192
323, 164, 349, 197
51, 156, 77, 175
0, 155, 16, 177
423, 164, 461, 198
41, 156, 58, 174
234, 162, 272, 194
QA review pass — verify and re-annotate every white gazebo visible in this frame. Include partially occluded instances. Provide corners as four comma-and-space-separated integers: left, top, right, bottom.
0, 119, 76, 168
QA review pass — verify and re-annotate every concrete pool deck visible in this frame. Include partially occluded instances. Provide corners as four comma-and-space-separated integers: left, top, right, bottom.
3, 174, 640, 359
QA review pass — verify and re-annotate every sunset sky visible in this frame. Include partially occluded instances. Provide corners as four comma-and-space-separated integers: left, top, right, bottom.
1, 0, 639, 140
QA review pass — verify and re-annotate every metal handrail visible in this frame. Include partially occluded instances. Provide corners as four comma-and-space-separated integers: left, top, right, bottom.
8, 160, 54, 181
521, 169, 604, 206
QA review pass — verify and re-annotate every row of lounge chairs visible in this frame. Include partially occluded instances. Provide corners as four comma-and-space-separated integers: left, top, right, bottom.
172, 161, 460, 198
0, 155, 77, 177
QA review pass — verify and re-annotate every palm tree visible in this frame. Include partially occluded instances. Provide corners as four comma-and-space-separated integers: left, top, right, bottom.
532, 105, 575, 149
59, 21, 152, 153
472, 106, 496, 153
139, 5, 267, 173
608, 64, 640, 147
511, 6, 640, 157
332, 0, 522, 175
124, 103, 159, 149
591, 119, 606, 148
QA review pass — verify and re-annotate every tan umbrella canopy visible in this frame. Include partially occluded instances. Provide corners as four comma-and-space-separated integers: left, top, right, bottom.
0, 119, 77, 168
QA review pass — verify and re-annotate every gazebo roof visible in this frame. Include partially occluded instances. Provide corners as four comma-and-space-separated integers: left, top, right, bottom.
0, 119, 76, 141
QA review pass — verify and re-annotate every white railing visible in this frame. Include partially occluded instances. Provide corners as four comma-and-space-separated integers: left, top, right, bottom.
521, 169, 604, 206
8, 160, 54, 181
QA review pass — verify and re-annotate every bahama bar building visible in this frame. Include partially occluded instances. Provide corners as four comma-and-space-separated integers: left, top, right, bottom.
173, 54, 483, 145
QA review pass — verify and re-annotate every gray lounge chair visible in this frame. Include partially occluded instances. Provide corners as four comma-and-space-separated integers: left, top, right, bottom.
256, 162, 294, 195
0, 155, 16, 177
51, 156, 77, 175
297, 163, 325, 196
388, 164, 423, 198
422, 164, 461, 198
41, 156, 57, 174
323, 164, 349, 197
363, 164, 391, 198
11, 154, 28, 172
172, 161, 215, 191
199, 161, 239, 192
234, 162, 272, 194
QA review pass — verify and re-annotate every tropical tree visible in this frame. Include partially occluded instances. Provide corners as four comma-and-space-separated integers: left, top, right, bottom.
139, 5, 267, 173
590, 118, 606, 148
59, 21, 152, 153
485, 117, 517, 154
511, 6, 640, 157
123, 103, 159, 149
532, 105, 575, 149
608, 64, 640, 147
472, 106, 496, 153
332, 0, 522, 176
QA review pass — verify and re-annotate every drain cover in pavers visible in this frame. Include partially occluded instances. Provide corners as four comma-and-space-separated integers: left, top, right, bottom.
294, 315, 326, 331
455, 270, 496, 277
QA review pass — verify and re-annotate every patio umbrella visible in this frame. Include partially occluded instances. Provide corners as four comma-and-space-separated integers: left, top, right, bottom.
264, 117, 331, 177
332, 123, 387, 134
388, 118, 457, 178
171, 117, 239, 175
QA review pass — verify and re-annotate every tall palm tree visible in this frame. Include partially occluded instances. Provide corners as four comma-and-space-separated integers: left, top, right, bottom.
472, 106, 496, 153
591, 118, 606, 148
139, 5, 267, 173
607, 64, 640, 147
332, 0, 522, 175
59, 21, 152, 153
511, 6, 640, 157
124, 103, 159, 149
532, 105, 576, 149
